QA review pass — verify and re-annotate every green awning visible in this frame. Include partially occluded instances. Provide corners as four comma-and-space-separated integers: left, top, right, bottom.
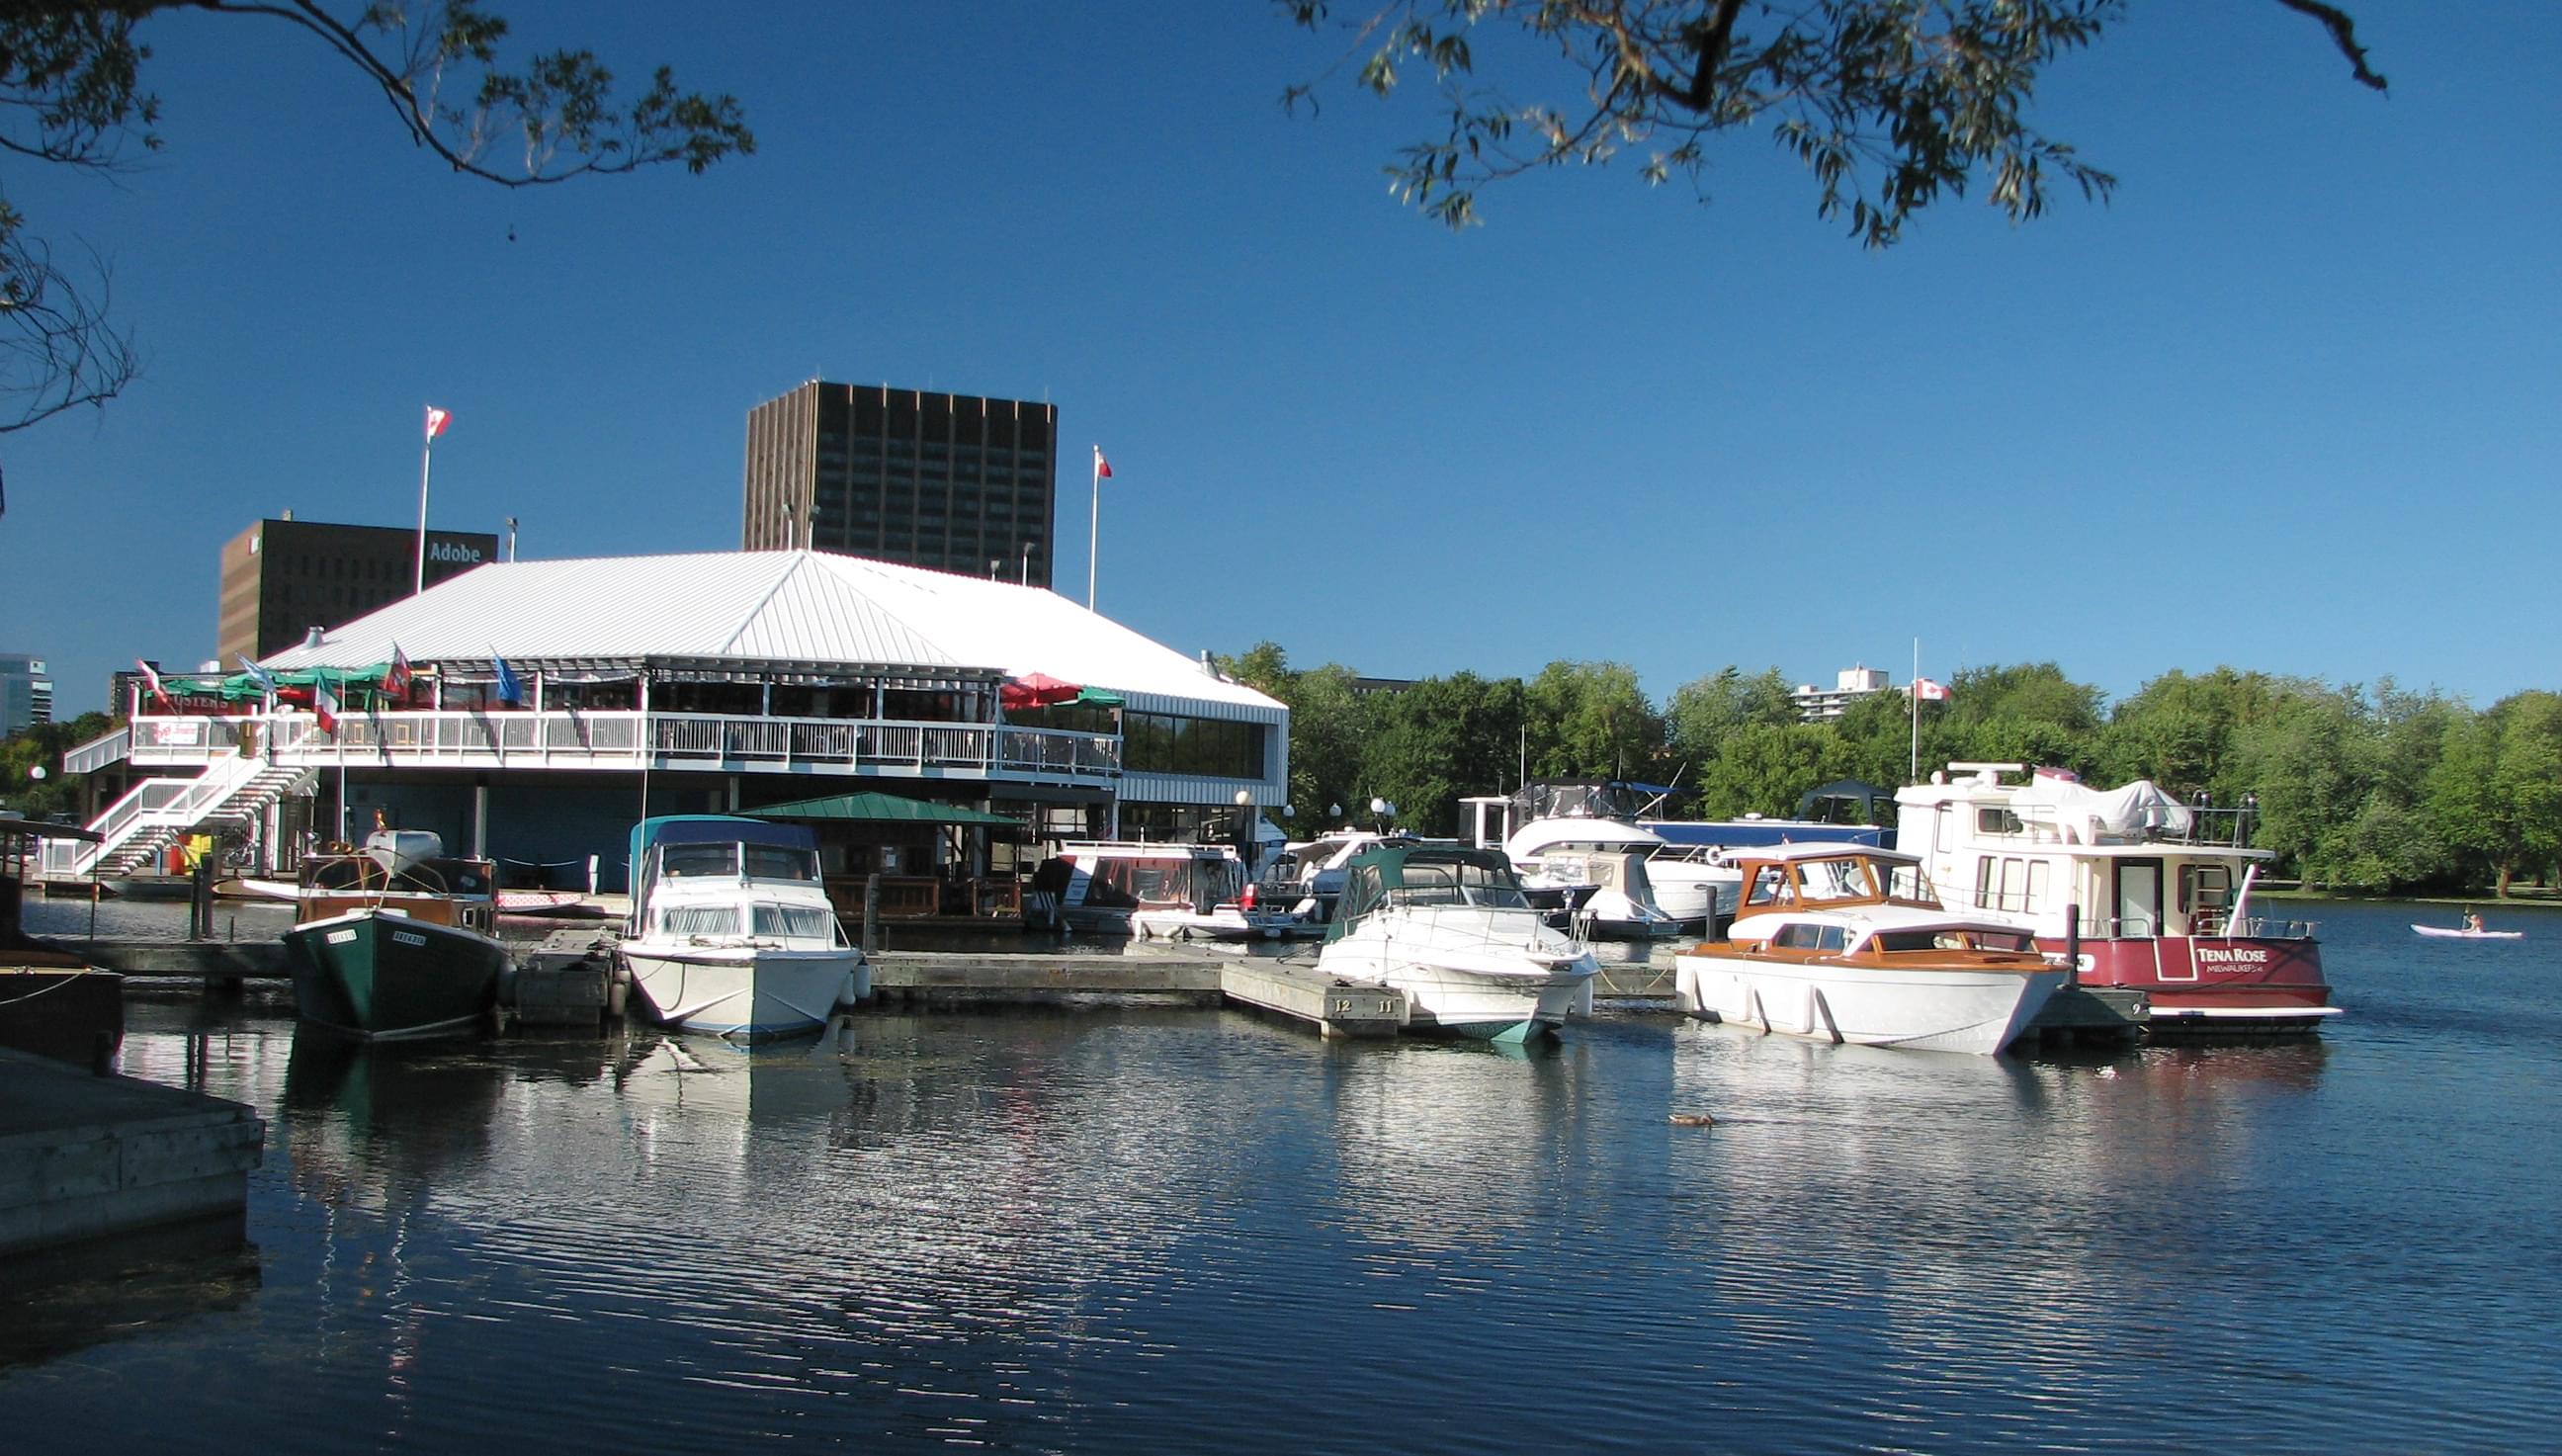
744, 791, 1024, 828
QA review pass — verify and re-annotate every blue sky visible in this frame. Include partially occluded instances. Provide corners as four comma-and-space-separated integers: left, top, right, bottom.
3, 2, 2553, 719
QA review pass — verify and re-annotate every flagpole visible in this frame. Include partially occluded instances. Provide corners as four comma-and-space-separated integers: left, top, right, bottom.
334, 671, 348, 845
1910, 638, 1921, 783
1086, 446, 1100, 610
414, 434, 435, 595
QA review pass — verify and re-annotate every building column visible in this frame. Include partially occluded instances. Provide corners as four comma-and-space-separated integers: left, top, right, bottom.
472, 778, 490, 859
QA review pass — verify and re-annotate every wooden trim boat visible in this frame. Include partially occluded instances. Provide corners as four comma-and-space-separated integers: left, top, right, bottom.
1674, 843, 2069, 1056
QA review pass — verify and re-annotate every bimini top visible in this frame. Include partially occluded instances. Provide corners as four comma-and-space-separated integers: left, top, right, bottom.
1327, 845, 1532, 940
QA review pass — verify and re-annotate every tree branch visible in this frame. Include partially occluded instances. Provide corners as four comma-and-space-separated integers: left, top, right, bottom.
2271, 0, 2387, 92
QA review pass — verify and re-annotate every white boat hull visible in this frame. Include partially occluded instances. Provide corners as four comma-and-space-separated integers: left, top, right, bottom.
621, 944, 867, 1041
1320, 906, 1597, 1042
1675, 953, 2068, 1056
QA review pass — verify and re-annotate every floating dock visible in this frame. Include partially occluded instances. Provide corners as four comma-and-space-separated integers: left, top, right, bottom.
0, 1047, 265, 1263
1217, 961, 1408, 1038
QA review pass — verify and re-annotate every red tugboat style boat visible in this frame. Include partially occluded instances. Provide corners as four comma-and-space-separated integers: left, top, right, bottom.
1894, 763, 2339, 1034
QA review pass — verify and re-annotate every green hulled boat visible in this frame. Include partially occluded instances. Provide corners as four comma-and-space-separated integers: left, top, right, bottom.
282, 830, 508, 1040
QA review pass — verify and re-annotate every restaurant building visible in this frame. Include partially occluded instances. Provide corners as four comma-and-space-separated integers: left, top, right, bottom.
68, 550, 1285, 894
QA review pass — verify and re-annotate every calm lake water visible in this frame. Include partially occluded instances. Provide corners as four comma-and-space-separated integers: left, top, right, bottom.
4, 898, 2558, 1453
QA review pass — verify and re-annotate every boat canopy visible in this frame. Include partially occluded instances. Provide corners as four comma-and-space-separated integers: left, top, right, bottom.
629, 815, 820, 907
1325, 845, 1531, 942
2013, 777, 2194, 842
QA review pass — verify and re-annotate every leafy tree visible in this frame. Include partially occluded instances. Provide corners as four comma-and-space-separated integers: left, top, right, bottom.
0, 711, 116, 818
1692, 720, 1831, 817
1523, 660, 1663, 781
1279, 1, 2383, 241
0, 2, 753, 473
1362, 671, 1526, 835
1665, 665, 1795, 767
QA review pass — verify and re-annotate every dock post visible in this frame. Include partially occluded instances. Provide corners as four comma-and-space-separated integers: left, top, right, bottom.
862, 875, 881, 956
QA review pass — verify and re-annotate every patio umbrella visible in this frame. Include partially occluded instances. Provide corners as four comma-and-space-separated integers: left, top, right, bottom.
1000, 672, 1083, 710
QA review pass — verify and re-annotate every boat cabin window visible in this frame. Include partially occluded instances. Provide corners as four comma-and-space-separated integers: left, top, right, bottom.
1868, 928, 2037, 954
1770, 922, 1848, 952
661, 842, 739, 879
2180, 863, 2234, 932
1744, 866, 1793, 907
1975, 856, 2049, 914
743, 845, 820, 882
1881, 862, 1939, 904
751, 903, 836, 939
1795, 858, 1874, 903
660, 905, 741, 938
1388, 859, 1531, 909
1977, 808, 2026, 837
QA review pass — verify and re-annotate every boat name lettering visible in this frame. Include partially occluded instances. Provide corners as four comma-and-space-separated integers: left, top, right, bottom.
2193, 947, 2268, 966
326, 929, 357, 944
393, 931, 429, 947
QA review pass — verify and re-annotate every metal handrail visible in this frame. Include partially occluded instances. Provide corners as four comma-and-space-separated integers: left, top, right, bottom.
122, 708, 1125, 782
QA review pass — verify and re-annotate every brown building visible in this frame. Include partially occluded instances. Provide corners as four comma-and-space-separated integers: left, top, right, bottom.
742, 382, 1059, 584
216, 517, 499, 663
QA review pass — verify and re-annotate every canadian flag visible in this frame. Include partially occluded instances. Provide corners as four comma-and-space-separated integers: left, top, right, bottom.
1093, 446, 1112, 479
425, 405, 452, 441
313, 674, 342, 735
1912, 677, 1951, 702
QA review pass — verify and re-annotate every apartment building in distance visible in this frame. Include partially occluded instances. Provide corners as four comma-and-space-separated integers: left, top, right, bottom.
0, 653, 52, 734
216, 516, 499, 663
741, 382, 1060, 585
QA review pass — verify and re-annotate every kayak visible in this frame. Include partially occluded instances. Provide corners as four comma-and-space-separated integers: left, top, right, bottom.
2412, 924, 2525, 940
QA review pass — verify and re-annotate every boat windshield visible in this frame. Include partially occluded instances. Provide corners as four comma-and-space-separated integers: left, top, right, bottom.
1387, 859, 1531, 909
1865, 927, 2036, 954
1795, 857, 1877, 903
751, 903, 837, 939
660, 904, 741, 938
659, 841, 820, 882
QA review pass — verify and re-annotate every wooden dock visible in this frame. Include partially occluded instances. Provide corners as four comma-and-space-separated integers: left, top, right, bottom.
1217, 961, 1408, 1038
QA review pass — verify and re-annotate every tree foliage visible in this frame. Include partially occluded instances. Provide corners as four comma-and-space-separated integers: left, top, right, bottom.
0, 2, 753, 460
1280, 1, 2382, 240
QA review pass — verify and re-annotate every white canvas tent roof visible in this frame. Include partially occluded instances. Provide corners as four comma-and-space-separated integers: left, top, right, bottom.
259, 549, 1283, 723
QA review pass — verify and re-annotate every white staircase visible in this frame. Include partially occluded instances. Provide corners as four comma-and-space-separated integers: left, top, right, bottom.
44, 754, 316, 880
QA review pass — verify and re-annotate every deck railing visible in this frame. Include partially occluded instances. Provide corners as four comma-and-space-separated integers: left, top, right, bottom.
120, 709, 1122, 783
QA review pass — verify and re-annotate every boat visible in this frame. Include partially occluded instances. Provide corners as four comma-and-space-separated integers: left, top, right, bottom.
1040, 841, 1293, 940
620, 815, 871, 1041
1460, 781, 1684, 938
1246, 829, 1427, 934
1316, 843, 1600, 1042
2413, 923, 2524, 940
1640, 815, 1889, 925
1894, 763, 2340, 1033
280, 829, 510, 1040
1672, 843, 2069, 1054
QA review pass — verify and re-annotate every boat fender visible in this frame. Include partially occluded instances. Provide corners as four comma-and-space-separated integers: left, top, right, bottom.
1667, 1112, 1716, 1128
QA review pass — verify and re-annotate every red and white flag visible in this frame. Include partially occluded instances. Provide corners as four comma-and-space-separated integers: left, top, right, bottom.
384, 642, 413, 697
1911, 677, 1950, 702
1093, 446, 1112, 479
425, 405, 452, 441
313, 674, 342, 735
135, 657, 174, 711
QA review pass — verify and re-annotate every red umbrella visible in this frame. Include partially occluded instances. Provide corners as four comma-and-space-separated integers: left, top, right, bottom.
1000, 672, 1083, 710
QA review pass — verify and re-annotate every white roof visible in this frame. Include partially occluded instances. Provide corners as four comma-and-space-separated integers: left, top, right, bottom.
259, 549, 1283, 722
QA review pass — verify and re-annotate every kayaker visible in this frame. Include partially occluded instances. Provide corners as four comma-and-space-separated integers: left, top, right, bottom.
2466, 909, 2486, 933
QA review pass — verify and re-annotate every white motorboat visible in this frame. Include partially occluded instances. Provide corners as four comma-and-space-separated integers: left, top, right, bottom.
1247, 829, 1428, 934
1460, 781, 1684, 938
621, 815, 869, 1041
1317, 844, 1599, 1042
1673, 843, 2070, 1056
1042, 841, 1293, 939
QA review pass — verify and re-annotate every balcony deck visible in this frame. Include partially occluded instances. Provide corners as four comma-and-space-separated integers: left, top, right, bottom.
123, 710, 1122, 786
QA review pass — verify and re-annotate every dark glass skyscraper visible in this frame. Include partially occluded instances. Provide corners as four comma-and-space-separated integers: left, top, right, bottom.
742, 382, 1059, 585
